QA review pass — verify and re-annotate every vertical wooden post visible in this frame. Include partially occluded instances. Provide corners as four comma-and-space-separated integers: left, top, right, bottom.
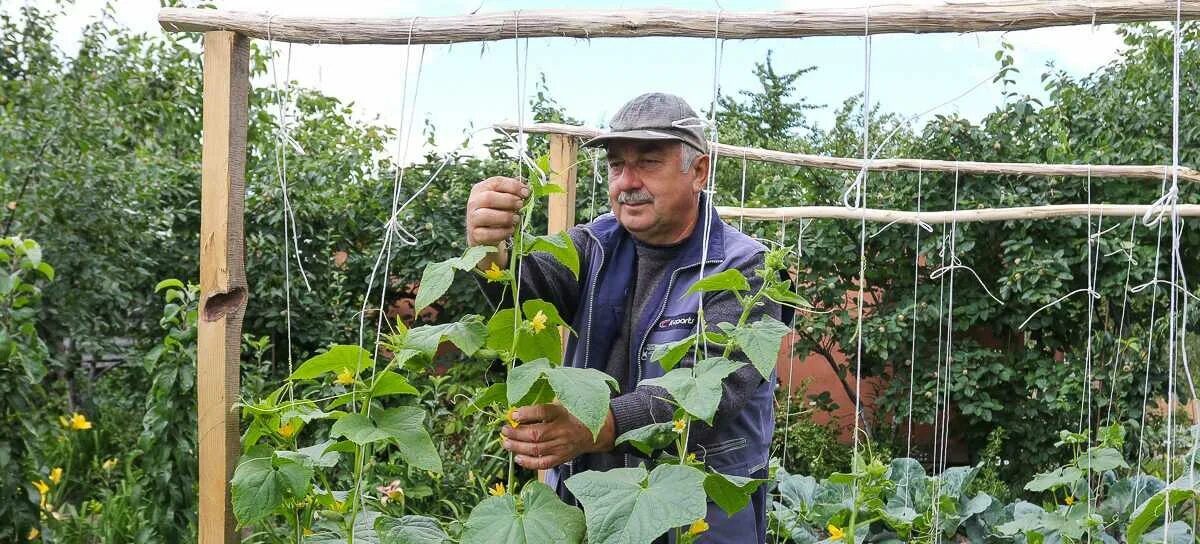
543, 133, 579, 483
198, 31, 250, 544
546, 133, 580, 236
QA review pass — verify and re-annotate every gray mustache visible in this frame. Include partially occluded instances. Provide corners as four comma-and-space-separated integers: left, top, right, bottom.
618, 191, 654, 204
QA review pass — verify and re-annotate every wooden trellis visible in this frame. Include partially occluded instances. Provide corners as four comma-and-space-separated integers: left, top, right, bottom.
158, 2, 1199, 541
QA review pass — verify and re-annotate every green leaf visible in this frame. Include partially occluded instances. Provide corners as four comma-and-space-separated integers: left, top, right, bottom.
376, 407, 442, 472
728, 316, 790, 380
704, 470, 766, 517
614, 422, 677, 456
762, 282, 808, 307
306, 511, 380, 543
329, 408, 441, 472
231, 456, 312, 525
290, 345, 374, 381
276, 440, 340, 469
685, 269, 749, 296
155, 278, 185, 292
1128, 487, 1200, 544
648, 335, 697, 373
545, 366, 618, 439
36, 262, 54, 281
486, 309, 517, 354
464, 382, 507, 416
414, 260, 455, 314
1025, 466, 1083, 492
507, 360, 618, 438
489, 307, 564, 364
413, 247, 495, 313
565, 464, 707, 544
377, 515, 451, 544
641, 357, 744, 424
371, 371, 419, 397
507, 359, 555, 405
1076, 447, 1128, 472
406, 315, 487, 357
462, 481, 585, 544
524, 232, 579, 278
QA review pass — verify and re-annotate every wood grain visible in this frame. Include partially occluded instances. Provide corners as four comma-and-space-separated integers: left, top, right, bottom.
160, 1, 1200, 45
199, 31, 250, 544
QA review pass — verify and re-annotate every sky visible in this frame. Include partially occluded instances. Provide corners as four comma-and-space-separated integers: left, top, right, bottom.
17, 0, 1133, 161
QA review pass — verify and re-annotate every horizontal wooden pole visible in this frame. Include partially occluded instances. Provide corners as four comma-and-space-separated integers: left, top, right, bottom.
496, 122, 1200, 183
717, 204, 1200, 224
159, 1, 1200, 45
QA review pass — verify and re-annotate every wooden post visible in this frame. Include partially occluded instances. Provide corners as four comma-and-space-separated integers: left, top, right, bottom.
543, 133, 579, 482
198, 31, 250, 544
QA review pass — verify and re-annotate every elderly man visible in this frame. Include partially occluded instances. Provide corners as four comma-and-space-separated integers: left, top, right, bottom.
466, 92, 779, 543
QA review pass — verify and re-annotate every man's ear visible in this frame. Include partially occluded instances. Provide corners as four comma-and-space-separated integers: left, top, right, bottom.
690, 154, 710, 193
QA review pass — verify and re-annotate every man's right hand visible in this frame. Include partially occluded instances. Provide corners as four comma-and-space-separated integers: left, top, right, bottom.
466, 176, 529, 271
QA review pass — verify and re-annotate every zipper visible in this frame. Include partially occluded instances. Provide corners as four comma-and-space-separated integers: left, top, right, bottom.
581, 229, 607, 372
635, 259, 722, 383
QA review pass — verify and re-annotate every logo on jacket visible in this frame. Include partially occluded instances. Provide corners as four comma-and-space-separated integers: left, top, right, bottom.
657, 313, 698, 331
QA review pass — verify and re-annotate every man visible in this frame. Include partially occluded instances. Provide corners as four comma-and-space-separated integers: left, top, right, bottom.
466, 92, 779, 543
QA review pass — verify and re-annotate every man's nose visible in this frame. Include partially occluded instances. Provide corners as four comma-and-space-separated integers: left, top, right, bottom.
611, 167, 643, 193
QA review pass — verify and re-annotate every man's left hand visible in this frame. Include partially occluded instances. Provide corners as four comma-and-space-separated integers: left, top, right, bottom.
501, 404, 615, 470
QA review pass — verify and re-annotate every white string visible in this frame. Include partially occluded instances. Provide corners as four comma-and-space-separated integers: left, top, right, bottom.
1102, 219, 1138, 427
738, 153, 748, 231
903, 167, 923, 509
849, 5, 872, 514
588, 149, 599, 221
1080, 172, 1101, 528
1133, 176, 1167, 504
1164, 0, 1185, 504
694, 9, 724, 358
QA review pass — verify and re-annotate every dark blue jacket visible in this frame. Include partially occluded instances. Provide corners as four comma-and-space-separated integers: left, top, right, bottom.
542, 196, 778, 544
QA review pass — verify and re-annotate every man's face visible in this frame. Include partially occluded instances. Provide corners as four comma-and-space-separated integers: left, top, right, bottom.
606, 140, 708, 245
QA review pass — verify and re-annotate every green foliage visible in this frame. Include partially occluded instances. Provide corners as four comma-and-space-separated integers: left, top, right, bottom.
461, 482, 585, 544
771, 381, 853, 480
565, 464, 709, 544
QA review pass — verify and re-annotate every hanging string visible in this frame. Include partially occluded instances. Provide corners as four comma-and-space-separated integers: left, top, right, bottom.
692, 9, 724, 362
904, 167, 923, 481
738, 153, 748, 231
1102, 218, 1138, 428
848, 3, 873, 484
588, 149, 600, 221
929, 172, 951, 540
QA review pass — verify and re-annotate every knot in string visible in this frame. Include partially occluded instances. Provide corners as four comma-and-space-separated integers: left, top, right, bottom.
1141, 184, 1179, 226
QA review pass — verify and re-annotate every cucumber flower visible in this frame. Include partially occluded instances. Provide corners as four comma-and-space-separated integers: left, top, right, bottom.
673, 419, 686, 434
489, 482, 506, 497
65, 413, 92, 431
48, 468, 62, 485
828, 524, 845, 541
505, 407, 520, 429
529, 311, 548, 333
335, 367, 355, 385
484, 262, 505, 282
686, 519, 709, 536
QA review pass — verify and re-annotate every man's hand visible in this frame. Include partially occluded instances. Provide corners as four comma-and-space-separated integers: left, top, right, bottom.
466, 176, 529, 271
501, 404, 616, 471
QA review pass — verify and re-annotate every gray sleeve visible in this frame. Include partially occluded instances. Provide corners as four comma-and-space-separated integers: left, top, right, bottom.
609, 251, 781, 451
476, 227, 588, 325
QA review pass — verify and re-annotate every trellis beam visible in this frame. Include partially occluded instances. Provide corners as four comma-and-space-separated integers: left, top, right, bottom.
496, 122, 1200, 183
717, 203, 1200, 224
159, 1, 1200, 45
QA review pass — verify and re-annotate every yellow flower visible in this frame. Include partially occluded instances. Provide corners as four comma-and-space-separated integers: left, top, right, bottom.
529, 310, 548, 333
686, 519, 709, 536
27, 527, 39, 540
67, 413, 92, 431
32, 480, 49, 495
102, 458, 118, 471
673, 419, 686, 434
331, 499, 347, 513
1064, 495, 1075, 506
828, 524, 845, 541
505, 407, 520, 429
48, 468, 62, 485
484, 262, 505, 282
489, 482, 506, 497
302, 528, 314, 536
335, 367, 355, 385
277, 422, 296, 439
